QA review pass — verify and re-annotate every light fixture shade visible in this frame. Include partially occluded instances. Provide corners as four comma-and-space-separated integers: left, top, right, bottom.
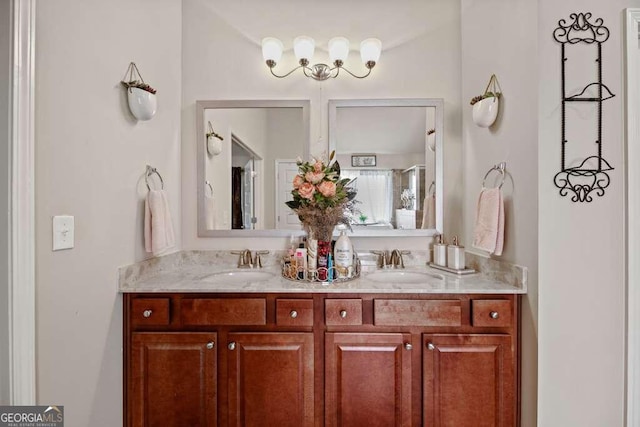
262, 37, 284, 63
293, 36, 315, 61
360, 38, 382, 64
328, 37, 350, 63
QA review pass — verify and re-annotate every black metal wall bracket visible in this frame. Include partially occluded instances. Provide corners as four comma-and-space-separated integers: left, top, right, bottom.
553, 12, 615, 202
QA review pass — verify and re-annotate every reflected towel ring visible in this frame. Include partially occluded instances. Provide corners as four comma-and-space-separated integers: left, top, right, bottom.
145, 165, 164, 191
205, 180, 214, 197
482, 162, 506, 189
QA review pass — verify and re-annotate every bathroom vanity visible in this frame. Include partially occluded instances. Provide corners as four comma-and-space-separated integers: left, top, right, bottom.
120, 252, 526, 427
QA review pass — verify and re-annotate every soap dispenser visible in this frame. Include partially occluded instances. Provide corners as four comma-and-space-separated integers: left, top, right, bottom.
447, 236, 465, 270
433, 234, 447, 267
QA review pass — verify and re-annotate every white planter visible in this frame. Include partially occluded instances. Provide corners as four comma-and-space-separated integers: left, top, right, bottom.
472, 96, 499, 128
207, 136, 222, 156
127, 87, 157, 121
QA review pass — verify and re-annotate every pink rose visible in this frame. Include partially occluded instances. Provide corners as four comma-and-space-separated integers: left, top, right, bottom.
292, 175, 304, 189
305, 171, 325, 184
313, 160, 323, 172
317, 180, 336, 198
298, 182, 316, 199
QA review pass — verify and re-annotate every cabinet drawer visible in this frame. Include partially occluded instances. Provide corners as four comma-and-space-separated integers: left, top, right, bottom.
276, 299, 314, 326
181, 298, 266, 326
471, 299, 512, 327
374, 299, 461, 326
131, 298, 170, 326
325, 299, 362, 326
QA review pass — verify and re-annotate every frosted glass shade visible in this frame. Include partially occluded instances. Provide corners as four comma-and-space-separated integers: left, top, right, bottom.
328, 37, 350, 63
262, 37, 283, 63
293, 36, 315, 61
360, 38, 382, 64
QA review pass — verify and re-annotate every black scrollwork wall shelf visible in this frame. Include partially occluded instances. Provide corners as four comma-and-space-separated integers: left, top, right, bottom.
553, 12, 615, 202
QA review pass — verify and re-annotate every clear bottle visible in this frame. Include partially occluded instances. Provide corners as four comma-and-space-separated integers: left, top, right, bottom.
334, 226, 353, 278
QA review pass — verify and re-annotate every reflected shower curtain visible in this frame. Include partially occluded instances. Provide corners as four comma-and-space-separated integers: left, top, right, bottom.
231, 167, 243, 229
342, 169, 393, 224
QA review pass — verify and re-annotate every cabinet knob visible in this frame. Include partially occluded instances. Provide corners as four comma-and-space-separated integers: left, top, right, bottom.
427, 342, 435, 351
142, 309, 152, 318
290, 310, 298, 318
228, 342, 236, 351
490, 311, 499, 319
404, 342, 413, 351
206, 341, 215, 350
339, 310, 348, 318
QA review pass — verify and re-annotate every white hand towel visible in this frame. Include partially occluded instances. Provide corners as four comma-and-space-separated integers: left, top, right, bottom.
144, 189, 175, 256
205, 194, 215, 230
472, 187, 504, 255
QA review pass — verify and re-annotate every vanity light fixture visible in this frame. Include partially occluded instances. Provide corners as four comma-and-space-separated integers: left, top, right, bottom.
261, 36, 381, 81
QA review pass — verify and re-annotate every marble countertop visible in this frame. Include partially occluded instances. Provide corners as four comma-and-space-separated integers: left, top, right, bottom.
118, 251, 527, 294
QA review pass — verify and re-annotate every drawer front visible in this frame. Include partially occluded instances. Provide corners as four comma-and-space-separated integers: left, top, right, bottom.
276, 299, 314, 327
325, 299, 363, 326
181, 298, 266, 326
471, 299, 512, 327
374, 299, 461, 327
131, 298, 171, 326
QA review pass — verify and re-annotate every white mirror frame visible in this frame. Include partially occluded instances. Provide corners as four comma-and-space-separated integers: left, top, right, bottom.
196, 99, 311, 237
328, 98, 444, 237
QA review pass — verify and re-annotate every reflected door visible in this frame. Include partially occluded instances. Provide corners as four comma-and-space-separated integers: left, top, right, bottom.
242, 159, 255, 229
276, 161, 302, 230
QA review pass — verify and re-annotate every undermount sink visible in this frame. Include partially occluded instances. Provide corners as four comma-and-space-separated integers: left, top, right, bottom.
365, 270, 444, 284
203, 270, 275, 284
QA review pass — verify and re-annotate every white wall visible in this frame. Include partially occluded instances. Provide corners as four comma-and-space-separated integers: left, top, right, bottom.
460, 1, 538, 425
181, 0, 463, 251
538, 2, 637, 426
0, 0, 11, 406
34, 0, 182, 425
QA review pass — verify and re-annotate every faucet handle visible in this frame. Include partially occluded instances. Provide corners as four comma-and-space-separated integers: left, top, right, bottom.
231, 250, 248, 268
371, 250, 389, 268
254, 250, 270, 268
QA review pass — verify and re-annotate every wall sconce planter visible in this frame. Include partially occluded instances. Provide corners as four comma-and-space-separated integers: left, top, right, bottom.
427, 129, 436, 152
552, 12, 615, 202
121, 62, 157, 121
261, 36, 381, 81
206, 121, 223, 156
470, 74, 502, 128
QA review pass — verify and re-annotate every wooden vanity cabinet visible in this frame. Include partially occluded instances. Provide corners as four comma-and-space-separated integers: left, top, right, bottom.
124, 293, 519, 427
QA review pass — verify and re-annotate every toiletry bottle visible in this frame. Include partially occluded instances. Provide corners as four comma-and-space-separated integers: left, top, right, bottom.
295, 242, 307, 280
447, 236, 465, 270
433, 234, 447, 267
334, 226, 353, 278
327, 254, 334, 283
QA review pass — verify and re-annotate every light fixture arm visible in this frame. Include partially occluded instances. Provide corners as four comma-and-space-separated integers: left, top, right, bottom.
337, 64, 374, 79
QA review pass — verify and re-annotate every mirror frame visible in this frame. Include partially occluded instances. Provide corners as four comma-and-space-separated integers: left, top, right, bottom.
196, 99, 310, 237
328, 98, 444, 237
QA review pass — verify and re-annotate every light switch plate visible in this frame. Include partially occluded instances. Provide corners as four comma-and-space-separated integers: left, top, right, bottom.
53, 215, 74, 251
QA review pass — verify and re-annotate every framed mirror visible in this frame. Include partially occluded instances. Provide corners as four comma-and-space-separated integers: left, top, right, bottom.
196, 100, 310, 237
328, 98, 443, 237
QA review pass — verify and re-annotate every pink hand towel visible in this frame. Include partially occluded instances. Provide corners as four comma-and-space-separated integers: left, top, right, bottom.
472, 187, 504, 256
144, 189, 176, 256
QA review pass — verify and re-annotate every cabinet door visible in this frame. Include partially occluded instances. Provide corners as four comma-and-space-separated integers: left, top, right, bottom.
227, 332, 314, 427
325, 332, 413, 427
423, 334, 514, 427
130, 332, 217, 427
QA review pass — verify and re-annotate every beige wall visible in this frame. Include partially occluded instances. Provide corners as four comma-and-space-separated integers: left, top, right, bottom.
460, 1, 539, 425
0, 0, 11, 406
538, 1, 637, 426
181, 0, 463, 251
34, 0, 181, 425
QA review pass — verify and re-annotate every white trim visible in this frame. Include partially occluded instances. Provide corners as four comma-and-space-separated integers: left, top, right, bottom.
625, 8, 640, 427
9, 0, 35, 405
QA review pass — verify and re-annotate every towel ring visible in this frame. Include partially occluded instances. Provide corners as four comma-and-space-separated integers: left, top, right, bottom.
482, 162, 506, 189
205, 180, 213, 197
428, 181, 435, 196
145, 165, 164, 191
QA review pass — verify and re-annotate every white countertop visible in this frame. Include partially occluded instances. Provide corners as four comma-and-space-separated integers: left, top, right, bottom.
118, 251, 527, 294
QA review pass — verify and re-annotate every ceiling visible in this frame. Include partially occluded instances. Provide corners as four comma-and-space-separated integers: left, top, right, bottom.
205, 0, 457, 51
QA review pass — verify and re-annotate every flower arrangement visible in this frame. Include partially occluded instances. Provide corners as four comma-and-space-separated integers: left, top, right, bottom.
286, 151, 357, 240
